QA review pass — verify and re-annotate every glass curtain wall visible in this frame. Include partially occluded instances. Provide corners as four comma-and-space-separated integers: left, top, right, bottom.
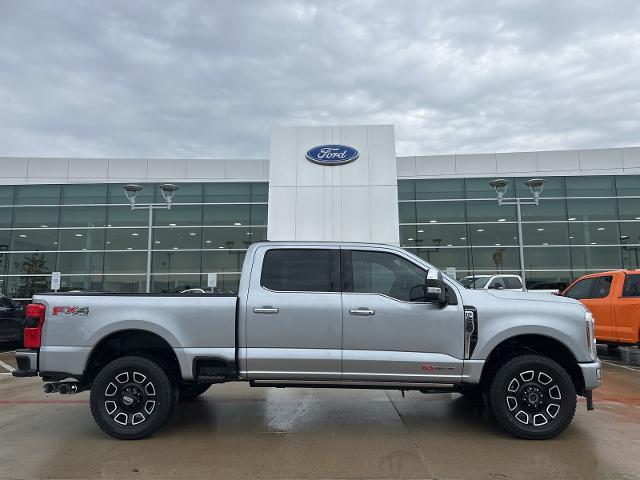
0, 182, 268, 300
399, 175, 640, 291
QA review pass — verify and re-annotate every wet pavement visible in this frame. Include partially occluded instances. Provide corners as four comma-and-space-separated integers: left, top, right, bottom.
0, 345, 639, 479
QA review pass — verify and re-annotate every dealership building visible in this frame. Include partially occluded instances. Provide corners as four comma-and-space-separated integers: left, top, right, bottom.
1, 124, 639, 300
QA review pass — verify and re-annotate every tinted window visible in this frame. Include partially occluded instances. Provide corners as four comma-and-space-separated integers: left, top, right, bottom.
350, 251, 426, 301
564, 278, 596, 299
592, 276, 613, 298
622, 274, 640, 297
504, 277, 522, 289
460, 276, 490, 289
261, 249, 334, 292
488, 278, 506, 289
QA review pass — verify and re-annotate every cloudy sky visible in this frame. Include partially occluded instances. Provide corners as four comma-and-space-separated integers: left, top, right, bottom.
0, 0, 638, 159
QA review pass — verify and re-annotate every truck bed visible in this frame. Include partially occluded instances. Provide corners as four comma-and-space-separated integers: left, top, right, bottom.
33, 292, 238, 380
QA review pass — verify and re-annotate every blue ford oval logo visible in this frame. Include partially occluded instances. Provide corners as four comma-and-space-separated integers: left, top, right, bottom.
305, 144, 359, 165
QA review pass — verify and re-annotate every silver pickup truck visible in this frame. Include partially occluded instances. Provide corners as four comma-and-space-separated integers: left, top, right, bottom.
13, 241, 602, 440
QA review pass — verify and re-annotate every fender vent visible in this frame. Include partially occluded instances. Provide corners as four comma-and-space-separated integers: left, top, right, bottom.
464, 306, 478, 359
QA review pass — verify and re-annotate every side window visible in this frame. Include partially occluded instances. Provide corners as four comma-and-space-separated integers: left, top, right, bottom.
488, 278, 506, 289
592, 276, 613, 298
622, 274, 640, 297
564, 278, 596, 299
504, 277, 522, 289
349, 250, 426, 302
261, 249, 336, 292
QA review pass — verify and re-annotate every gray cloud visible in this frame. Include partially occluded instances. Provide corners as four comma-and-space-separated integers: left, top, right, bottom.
0, 0, 638, 158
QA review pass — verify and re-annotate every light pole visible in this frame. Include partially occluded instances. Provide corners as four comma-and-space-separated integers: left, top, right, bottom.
489, 178, 546, 290
122, 183, 178, 293
621, 235, 640, 269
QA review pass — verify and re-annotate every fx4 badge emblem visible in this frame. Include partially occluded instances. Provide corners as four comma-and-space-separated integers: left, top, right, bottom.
52, 306, 90, 316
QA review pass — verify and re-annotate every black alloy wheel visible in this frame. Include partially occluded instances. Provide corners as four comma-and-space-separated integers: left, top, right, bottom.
90, 356, 177, 440
489, 354, 576, 440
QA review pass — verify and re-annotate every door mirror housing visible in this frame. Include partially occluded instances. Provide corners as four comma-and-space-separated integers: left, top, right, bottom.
423, 270, 447, 304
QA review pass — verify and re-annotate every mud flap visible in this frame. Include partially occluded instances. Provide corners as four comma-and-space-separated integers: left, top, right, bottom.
585, 390, 594, 411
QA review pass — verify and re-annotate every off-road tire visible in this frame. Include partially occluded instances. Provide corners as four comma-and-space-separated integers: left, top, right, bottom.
178, 383, 211, 401
90, 356, 177, 440
488, 354, 576, 440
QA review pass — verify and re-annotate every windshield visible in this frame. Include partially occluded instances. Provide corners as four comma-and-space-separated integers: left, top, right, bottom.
460, 276, 490, 289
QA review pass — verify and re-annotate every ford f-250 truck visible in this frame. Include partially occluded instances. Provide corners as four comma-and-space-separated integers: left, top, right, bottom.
12, 242, 602, 440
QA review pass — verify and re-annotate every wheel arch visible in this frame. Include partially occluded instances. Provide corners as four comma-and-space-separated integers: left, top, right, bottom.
83, 329, 182, 384
479, 334, 585, 394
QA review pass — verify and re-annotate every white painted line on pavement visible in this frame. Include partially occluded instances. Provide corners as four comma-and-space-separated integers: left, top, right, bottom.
0, 359, 15, 373
602, 360, 640, 375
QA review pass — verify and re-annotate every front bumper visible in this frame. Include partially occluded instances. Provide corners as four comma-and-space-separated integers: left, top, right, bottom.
579, 358, 603, 390
12, 349, 38, 377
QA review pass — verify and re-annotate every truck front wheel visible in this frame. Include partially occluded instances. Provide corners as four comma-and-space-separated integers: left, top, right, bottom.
488, 354, 576, 440
90, 356, 177, 440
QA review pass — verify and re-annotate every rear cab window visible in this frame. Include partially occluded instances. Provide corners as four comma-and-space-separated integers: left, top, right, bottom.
504, 277, 522, 289
592, 276, 613, 298
260, 248, 339, 292
622, 274, 640, 297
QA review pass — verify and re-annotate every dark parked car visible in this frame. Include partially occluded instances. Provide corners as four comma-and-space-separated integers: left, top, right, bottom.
0, 294, 25, 343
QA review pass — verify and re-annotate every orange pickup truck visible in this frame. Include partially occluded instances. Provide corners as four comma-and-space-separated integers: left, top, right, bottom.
561, 270, 640, 346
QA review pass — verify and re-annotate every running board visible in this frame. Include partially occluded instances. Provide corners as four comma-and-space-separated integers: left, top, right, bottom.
249, 379, 457, 392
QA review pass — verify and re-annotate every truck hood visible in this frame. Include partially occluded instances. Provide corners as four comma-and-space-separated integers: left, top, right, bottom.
460, 288, 582, 306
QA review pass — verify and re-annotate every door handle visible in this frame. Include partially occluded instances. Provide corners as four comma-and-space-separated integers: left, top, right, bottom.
253, 307, 279, 314
349, 308, 375, 316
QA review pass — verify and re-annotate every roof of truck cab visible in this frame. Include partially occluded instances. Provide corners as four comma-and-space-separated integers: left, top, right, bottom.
249, 241, 407, 248
578, 269, 640, 278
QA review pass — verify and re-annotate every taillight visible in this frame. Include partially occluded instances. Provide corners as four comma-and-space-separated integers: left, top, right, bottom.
24, 303, 46, 349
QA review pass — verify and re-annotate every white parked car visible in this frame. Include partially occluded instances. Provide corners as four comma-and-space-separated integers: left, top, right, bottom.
460, 274, 524, 291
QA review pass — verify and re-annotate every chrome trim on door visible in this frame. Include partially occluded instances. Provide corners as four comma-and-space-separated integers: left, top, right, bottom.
253, 307, 279, 314
349, 308, 375, 316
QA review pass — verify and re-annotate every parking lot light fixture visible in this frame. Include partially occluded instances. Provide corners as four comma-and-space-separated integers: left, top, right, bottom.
159, 184, 178, 209
525, 178, 546, 205
122, 184, 143, 210
489, 178, 510, 205
122, 183, 180, 293
489, 177, 546, 289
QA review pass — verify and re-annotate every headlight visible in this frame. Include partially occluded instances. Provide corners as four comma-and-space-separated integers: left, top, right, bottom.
585, 311, 597, 360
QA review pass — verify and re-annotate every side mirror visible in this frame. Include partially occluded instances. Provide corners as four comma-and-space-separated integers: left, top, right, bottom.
423, 270, 447, 304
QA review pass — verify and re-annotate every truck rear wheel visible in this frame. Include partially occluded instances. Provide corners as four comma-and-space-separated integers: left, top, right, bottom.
488, 354, 576, 440
90, 356, 177, 440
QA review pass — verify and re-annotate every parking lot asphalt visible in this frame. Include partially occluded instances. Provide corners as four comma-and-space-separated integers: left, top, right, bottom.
0, 346, 639, 480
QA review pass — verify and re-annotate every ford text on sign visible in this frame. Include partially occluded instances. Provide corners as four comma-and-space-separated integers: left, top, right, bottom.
305, 144, 359, 165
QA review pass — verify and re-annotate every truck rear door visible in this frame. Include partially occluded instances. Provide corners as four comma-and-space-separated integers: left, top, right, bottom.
244, 246, 342, 380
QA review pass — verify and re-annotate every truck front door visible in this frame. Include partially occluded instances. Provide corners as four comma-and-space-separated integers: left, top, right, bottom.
244, 246, 342, 380
341, 248, 464, 383
565, 275, 616, 341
